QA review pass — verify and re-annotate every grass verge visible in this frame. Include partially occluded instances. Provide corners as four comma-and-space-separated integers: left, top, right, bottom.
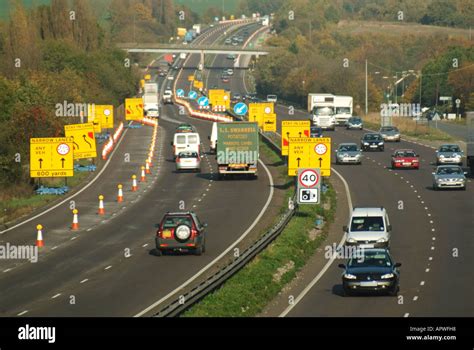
363, 113, 453, 142
182, 140, 336, 317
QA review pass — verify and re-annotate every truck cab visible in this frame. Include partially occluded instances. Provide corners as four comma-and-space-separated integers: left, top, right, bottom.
308, 93, 337, 130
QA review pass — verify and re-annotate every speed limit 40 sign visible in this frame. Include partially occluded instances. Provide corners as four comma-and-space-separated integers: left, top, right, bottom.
297, 168, 321, 204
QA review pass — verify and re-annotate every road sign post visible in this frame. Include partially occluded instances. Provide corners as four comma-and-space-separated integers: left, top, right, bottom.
297, 168, 321, 204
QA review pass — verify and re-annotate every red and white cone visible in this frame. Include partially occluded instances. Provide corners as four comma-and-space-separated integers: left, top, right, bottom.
71, 209, 79, 230
140, 166, 146, 182
117, 184, 123, 202
145, 161, 151, 174
132, 175, 138, 191
147, 157, 153, 168
36, 224, 44, 248
98, 195, 105, 215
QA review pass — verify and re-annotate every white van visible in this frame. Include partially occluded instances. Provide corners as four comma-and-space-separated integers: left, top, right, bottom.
172, 132, 200, 157
267, 94, 277, 103
208, 122, 218, 154
344, 207, 392, 248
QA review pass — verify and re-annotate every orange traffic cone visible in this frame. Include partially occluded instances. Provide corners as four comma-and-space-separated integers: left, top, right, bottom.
132, 175, 138, 191
71, 209, 79, 230
117, 184, 123, 202
145, 161, 151, 174
140, 166, 146, 182
98, 195, 105, 215
147, 157, 153, 168
36, 224, 44, 247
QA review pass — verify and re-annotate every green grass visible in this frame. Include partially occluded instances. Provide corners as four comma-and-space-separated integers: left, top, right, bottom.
182, 141, 337, 317
0, 165, 90, 226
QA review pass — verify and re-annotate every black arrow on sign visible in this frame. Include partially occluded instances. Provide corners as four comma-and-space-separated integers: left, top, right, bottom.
298, 131, 302, 137
61, 158, 65, 168
82, 134, 92, 148
319, 157, 323, 167
38, 158, 43, 169
297, 157, 301, 167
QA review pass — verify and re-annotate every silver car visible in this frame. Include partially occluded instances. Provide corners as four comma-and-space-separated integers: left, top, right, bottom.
436, 144, 463, 165
432, 165, 467, 190
335, 143, 362, 165
346, 117, 363, 130
379, 126, 401, 142
176, 151, 201, 172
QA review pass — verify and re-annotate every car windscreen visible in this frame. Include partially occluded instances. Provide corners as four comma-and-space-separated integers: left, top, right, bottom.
339, 145, 357, 152
437, 167, 462, 175
439, 145, 460, 152
363, 134, 381, 141
313, 106, 334, 116
162, 216, 192, 229
380, 127, 394, 132
349, 118, 361, 123
348, 252, 391, 268
350, 216, 384, 231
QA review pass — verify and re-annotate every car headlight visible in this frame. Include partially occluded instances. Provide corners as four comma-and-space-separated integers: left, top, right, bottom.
381, 273, 394, 279
394, 134, 400, 138
439, 155, 445, 158
378, 142, 384, 145
363, 142, 369, 146
437, 178, 446, 183
453, 154, 461, 158
342, 153, 349, 158
377, 238, 387, 243
347, 237, 356, 243
343, 274, 357, 280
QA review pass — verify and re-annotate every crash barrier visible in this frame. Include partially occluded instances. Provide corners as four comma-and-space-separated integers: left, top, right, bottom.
101, 122, 124, 160
173, 96, 233, 123
36, 186, 70, 195
74, 164, 97, 172
141, 117, 158, 127
126, 124, 142, 129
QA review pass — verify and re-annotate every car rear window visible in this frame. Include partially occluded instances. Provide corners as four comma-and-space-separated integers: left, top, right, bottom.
162, 216, 192, 228
350, 216, 384, 231
437, 167, 462, 175
339, 145, 357, 152
439, 145, 460, 152
178, 152, 198, 158
187, 135, 198, 144
176, 135, 186, 144
349, 252, 391, 267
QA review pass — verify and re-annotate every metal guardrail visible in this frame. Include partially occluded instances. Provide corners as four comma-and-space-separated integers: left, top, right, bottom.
153, 111, 297, 317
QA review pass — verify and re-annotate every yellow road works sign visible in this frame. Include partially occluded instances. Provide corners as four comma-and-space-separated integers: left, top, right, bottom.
65, 122, 97, 159
95, 105, 114, 129
87, 105, 101, 133
209, 89, 230, 110
193, 80, 203, 89
281, 120, 311, 156
249, 103, 262, 127
263, 113, 277, 132
288, 137, 331, 177
188, 75, 195, 82
145, 74, 151, 81
30, 137, 74, 178
125, 98, 144, 121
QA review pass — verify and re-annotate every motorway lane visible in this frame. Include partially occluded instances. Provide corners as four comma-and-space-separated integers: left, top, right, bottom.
0, 21, 273, 317
223, 39, 474, 316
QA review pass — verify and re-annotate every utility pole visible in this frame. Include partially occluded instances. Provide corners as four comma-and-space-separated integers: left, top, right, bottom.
419, 71, 422, 107
365, 59, 368, 116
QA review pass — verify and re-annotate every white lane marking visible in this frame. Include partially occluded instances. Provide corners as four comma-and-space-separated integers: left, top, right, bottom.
17, 310, 28, 316
3, 268, 12, 273
413, 296, 418, 301
279, 168, 352, 317
80, 279, 88, 284
105, 265, 112, 270
134, 157, 275, 317
425, 268, 430, 272
87, 228, 93, 232
0, 125, 130, 235
429, 257, 433, 261
52, 293, 61, 299
51, 246, 58, 250
420, 281, 425, 286
404, 313, 410, 317
142, 243, 149, 248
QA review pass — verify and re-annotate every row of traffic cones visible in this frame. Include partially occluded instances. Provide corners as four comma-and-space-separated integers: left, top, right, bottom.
34, 122, 159, 248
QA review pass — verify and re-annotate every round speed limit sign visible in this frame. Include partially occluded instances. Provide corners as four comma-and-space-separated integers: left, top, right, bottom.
298, 169, 319, 188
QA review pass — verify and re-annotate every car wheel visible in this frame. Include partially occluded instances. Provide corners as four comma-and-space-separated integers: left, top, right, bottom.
432, 184, 437, 191
155, 249, 163, 257
194, 245, 203, 256
461, 186, 466, 191
342, 287, 352, 297
388, 285, 399, 297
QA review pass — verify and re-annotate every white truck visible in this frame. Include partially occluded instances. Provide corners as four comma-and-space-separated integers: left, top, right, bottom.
334, 96, 353, 126
143, 82, 159, 118
308, 93, 337, 130
192, 24, 201, 35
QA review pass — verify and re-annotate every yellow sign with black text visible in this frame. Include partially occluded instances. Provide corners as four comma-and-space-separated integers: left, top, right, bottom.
65, 122, 97, 159
30, 137, 74, 178
281, 120, 311, 156
94, 105, 114, 129
263, 113, 277, 132
87, 105, 102, 133
125, 98, 144, 121
288, 137, 331, 177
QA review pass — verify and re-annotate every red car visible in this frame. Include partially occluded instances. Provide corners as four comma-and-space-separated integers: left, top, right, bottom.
391, 149, 420, 169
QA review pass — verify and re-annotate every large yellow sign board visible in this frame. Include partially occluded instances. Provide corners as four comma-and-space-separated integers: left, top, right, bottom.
65, 122, 97, 159
95, 105, 114, 129
288, 137, 331, 177
30, 137, 74, 178
188, 75, 195, 82
249, 103, 275, 128
209, 89, 230, 110
281, 120, 311, 156
125, 98, 144, 121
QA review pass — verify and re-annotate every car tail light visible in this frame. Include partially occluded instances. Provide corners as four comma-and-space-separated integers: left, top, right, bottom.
176, 157, 180, 163
191, 225, 198, 238
156, 228, 162, 237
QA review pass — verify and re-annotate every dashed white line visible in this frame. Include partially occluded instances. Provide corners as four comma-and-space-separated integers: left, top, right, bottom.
105, 265, 112, 270
420, 281, 425, 286
52, 293, 61, 299
80, 278, 89, 284
413, 296, 419, 301
17, 310, 28, 316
